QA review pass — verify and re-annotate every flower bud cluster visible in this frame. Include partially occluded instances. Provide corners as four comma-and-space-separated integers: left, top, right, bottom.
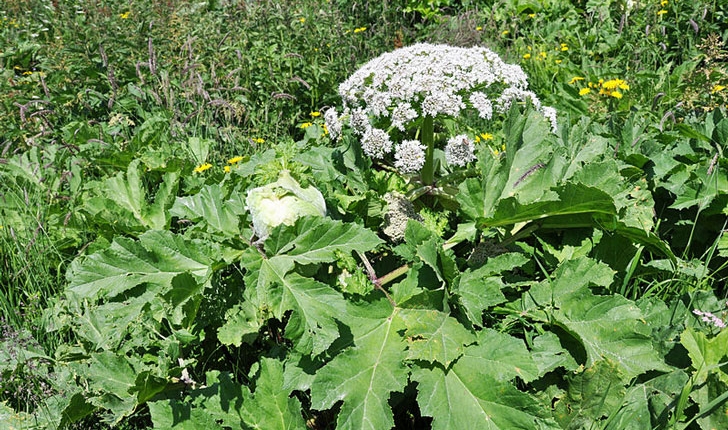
325, 43, 557, 171
693, 308, 727, 329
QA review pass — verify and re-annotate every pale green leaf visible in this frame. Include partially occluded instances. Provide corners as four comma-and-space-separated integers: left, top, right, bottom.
400, 309, 476, 366
240, 358, 306, 429
310, 302, 409, 430
412, 365, 559, 430
461, 329, 540, 383
170, 184, 244, 236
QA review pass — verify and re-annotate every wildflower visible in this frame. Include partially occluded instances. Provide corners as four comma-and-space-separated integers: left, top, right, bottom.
693, 309, 726, 329
469, 92, 493, 120
539, 51, 547, 59
194, 163, 212, 173
445, 135, 476, 167
300, 122, 313, 129
502, 30, 510, 36
353, 26, 367, 33
712, 85, 726, 93
523, 53, 531, 59
480, 133, 494, 141
324, 108, 342, 140
610, 91, 623, 99
569, 76, 585, 85
224, 166, 231, 173
661, 0, 668, 5
253, 137, 265, 144
394, 140, 427, 173
310, 111, 321, 117
323, 124, 329, 135
555, 59, 562, 64
120, 11, 130, 19
657, 9, 667, 15
299, 17, 306, 23
476, 26, 483, 31
579, 88, 591, 96
528, 13, 536, 18
542, 107, 558, 133
227, 156, 244, 164
361, 127, 393, 159
560, 43, 569, 51
602, 79, 629, 90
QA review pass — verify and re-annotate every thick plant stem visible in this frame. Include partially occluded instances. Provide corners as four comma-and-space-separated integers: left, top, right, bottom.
420, 115, 435, 185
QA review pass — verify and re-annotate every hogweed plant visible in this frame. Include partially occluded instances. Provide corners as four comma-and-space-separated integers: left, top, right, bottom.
325, 43, 557, 200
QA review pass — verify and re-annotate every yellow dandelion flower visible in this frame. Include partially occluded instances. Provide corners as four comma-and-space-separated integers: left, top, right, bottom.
476, 26, 483, 31
555, 59, 562, 64
561, 43, 569, 51
253, 137, 265, 144
712, 85, 726, 93
22, 71, 33, 76
502, 30, 510, 36
474, 136, 481, 142
602, 79, 627, 90
657, 9, 667, 15
579, 88, 591, 96
539, 51, 547, 58
194, 163, 213, 173
120, 11, 130, 19
300, 122, 313, 129
528, 13, 535, 18
299, 17, 306, 23
480, 133, 494, 141
523, 53, 531, 59
569, 76, 585, 85
310, 111, 321, 117
224, 165, 231, 173
353, 27, 367, 33
323, 124, 329, 135
661, 0, 668, 5
227, 156, 244, 164
610, 91, 623, 99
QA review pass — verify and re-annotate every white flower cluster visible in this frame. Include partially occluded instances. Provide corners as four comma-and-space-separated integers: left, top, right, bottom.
445, 134, 476, 167
324, 43, 558, 171
394, 140, 426, 173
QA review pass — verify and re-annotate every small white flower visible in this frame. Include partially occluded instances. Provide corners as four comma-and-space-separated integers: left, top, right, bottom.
324, 108, 342, 141
445, 134, 476, 167
391, 102, 418, 131
469, 92, 493, 120
349, 107, 370, 135
361, 127, 392, 159
542, 106, 558, 133
394, 140, 426, 173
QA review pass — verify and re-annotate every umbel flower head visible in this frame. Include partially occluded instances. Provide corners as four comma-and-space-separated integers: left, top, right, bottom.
325, 43, 557, 174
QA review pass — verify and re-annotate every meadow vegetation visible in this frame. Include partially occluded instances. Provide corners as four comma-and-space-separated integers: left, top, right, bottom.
1, 0, 727, 428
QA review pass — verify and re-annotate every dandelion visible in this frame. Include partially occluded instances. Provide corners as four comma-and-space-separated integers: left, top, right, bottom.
194, 163, 212, 173
579, 88, 591, 96
227, 156, 244, 164
310, 111, 321, 117
253, 137, 265, 144
569, 76, 585, 85
480, 132, 494, 141
300, 122, 313, 129
120, 11, 130, 19
476, 26, 483, 31
610, 91, 623, 99
539, 51, 547, 59
712, 85, 726, 93
224, 166, 231, 173
502, 30, 510, 36
657, 9, 667, 15
523, 53, 531, 59
555, 59, 562, 64
353, 26, 367, 33
661, 0, 668, 5
528, 13, 536, 18
603, 79, 628, 90
560, 43, 569, 51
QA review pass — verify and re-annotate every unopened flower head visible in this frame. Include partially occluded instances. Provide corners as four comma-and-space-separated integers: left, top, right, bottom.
445, 134, 476, 167
394, 140, 427, 173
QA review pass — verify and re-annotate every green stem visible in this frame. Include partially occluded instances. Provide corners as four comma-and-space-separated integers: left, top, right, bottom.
420, 115, 435, 185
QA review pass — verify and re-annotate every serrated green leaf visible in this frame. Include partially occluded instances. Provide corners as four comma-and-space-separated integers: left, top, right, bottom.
400, 309, 476, 366
239, 358, 306, 429
170, 184, 244, 236
310, 302, 409, 430
412, 365, 559, 430
264, 216, 384, 266
531, 332, 578, 375
680, 327, 728, 386
217, 301, 262, 347
553, 360, 628, 430
67, 230, 215, 299
462, 329, 540, 383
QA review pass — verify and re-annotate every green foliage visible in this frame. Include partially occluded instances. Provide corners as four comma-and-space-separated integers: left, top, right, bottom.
2, 0, 728, 428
